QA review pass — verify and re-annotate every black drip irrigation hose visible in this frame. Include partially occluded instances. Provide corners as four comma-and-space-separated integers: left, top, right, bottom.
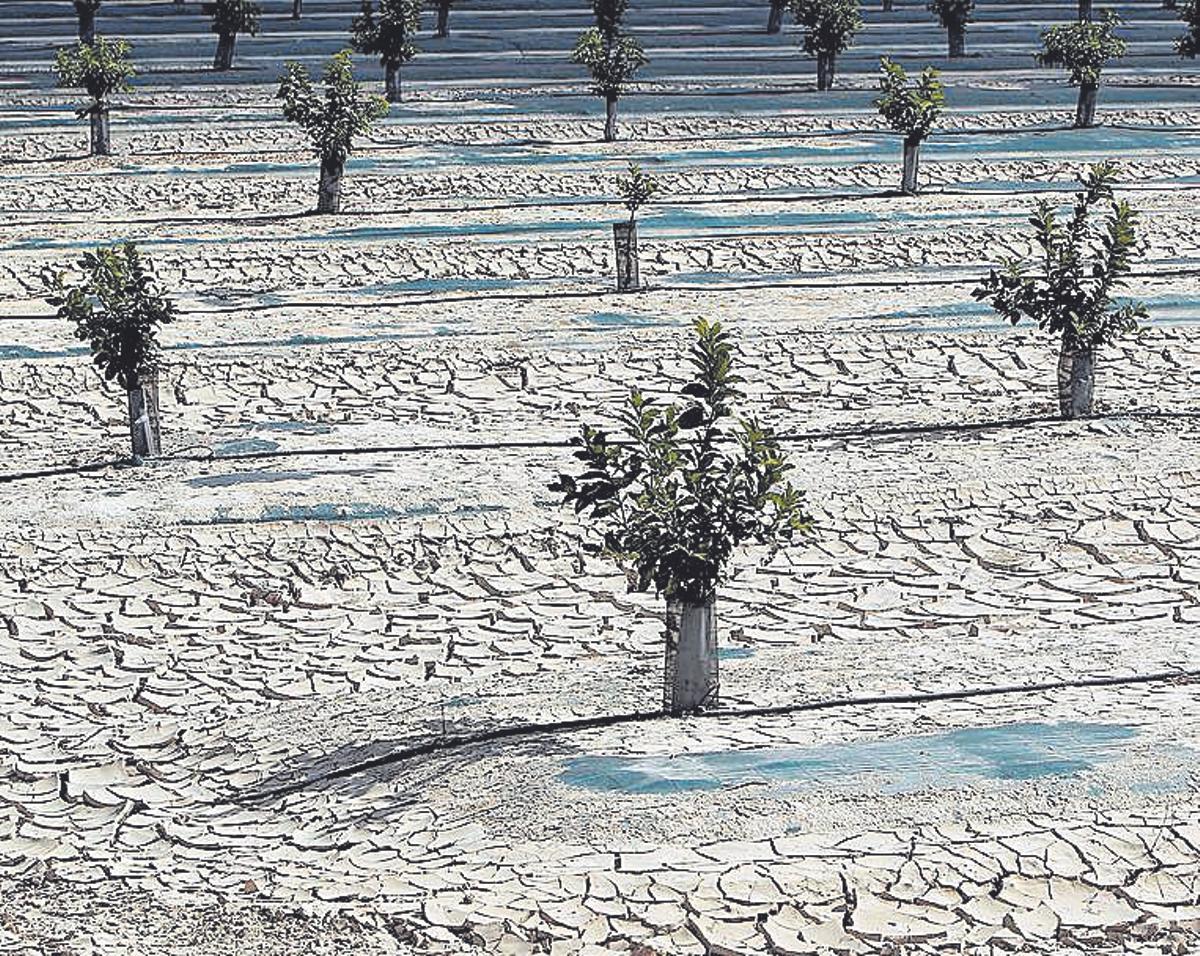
234, 666, 1200, 805
2, 407, 1197, 488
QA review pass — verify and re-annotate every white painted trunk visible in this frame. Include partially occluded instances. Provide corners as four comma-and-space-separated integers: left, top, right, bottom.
664, 598, 718, 715
901, 138, 920, 194
1057, 337, 1096, 419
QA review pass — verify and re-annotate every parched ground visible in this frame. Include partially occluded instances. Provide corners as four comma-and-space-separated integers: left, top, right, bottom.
3, 0, 1200, 953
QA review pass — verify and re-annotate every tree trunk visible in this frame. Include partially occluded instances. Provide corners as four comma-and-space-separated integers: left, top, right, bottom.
89, 103, 111, 156
436, 0, 450, 36
213, 32, 236, 70
816, 51, 835, 91
127, 377, 161, 459
1075, 82, 1098, 128
1078, 0, 1092, 20
613, 220, 640, 292
1057, 335, 1095, 418
316, 155, 344, 213
77, 7, 96, 43
385, 60, 402, 102
901, 136, 920, 194
292, 0, 302, 18
882, 0, 893, 10
604, 93, 618, 141
767, 0, 785, 33
948, 21, 965, 57
664, 598, 719, 715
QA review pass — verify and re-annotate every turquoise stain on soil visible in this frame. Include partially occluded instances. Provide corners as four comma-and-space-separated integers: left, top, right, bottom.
561, 722, 1139, 795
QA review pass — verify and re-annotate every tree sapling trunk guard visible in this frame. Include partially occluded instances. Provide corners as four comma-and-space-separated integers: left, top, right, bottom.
768, 0, 787, 33
550, 319, 811, 715
436, 0, 451, 37
974, 163, 1147, 419
42, 242, 176, 460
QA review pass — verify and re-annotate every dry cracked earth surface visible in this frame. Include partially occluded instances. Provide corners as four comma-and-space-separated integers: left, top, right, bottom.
4, 0, 1200, 952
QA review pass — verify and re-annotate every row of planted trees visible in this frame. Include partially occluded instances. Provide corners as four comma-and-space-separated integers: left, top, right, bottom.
43, 163, 1148, 711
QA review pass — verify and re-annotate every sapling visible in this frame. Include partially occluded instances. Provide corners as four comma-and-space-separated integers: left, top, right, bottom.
927, 0, 973, 57
42, 242, 176, 459
278, 50, 389, 214
789, 0, 862, 91
611, 163, 659, 291
1036, 11, 1125, 128
875, 57, 944, 195
205, 0, 260, 71
74, 0, 101, 43
1175, 0, 1200, 55
973, 163, 1147, 419
55, 36, 135, 156
550, 319, 810, 714
571, 0, 646, 141
351, 0, 421, 102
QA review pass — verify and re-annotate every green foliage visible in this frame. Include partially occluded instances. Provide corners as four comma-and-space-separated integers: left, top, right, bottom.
41, 242, 176, 391
278, 51, 389, 164
206, 0, 261, 35
351, 0, 421, 65
1036, 10, 1125, 86
926, 0, 973, 27
615, 163, 659, 221
571, 29, 646, 97
55, 36, 134, 104
550, 319, 811, 605
875, 58, 944, 141
1176, 0, 1200, 55
973, 163, 1147, 349
788, 0, 862, 55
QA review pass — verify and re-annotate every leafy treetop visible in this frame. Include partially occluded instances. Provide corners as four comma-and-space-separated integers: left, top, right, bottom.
277, 51, 389, 164
55, 37, 135, 104
972, 162, 1146, 349
926, 0, 974, 26
206, 0, 261, 35
788, 0, 862, 55
1176, 0, 1200, 55
1036, 10, 1126, 86
550, 319, 811, 605
351, 0, 421, 65
571, 30, 647, 97
875, 57, 944, 141
42, 242, 176, 390
616, 163, 660, 221
592, 0, 630, 36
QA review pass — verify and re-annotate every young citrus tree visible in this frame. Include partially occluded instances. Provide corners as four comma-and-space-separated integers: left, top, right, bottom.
205, 0, 261, 71
1036, 11, 1125, 128
973, 163, 1146, 419
278, 51, 389, 214
55, 37, 134, 156
927, 0, 973, 57
74, 0, 101, 43
572, 0, 646, 141
875, 58, 944, 195
551, 319, 810, 714
351, 0, 421, 102
789, 0, 862, 91
611, 163, 659, 291
1176, 0, 1200, 55
42, 242, 176, 459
